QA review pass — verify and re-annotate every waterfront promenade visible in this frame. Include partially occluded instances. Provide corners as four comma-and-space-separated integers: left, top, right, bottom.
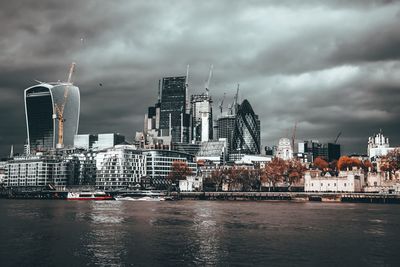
1, 187, 400, 203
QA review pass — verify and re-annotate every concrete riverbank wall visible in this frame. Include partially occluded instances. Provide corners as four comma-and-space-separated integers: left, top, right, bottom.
171, 192, 400, 204
1, 189, 400, 203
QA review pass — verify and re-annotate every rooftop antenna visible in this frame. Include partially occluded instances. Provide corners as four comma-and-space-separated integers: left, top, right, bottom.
205, 64, 213, 95
9, 145, 14, 158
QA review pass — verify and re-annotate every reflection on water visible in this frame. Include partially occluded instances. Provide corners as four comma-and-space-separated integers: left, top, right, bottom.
84, 201, 126, 266
192, 203, 222, 265
0, 200, 400, 267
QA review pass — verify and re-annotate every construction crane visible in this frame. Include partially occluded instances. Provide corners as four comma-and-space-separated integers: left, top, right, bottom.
234, 83, 240, 114
205, 64, 213, 95
54, 62, 76, 149
334, 132, 342, 144
219, 92, 226, 114
291, 121, 297, 151
185, 65, 190, 114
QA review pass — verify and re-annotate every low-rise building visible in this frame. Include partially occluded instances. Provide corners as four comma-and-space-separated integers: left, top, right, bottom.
179, 176, 203, 192
364, 171, 400, 193
196, 138, 227, 164
305, 169, 364, 192
0, 161, 6, 185
144, 149, 197, 184
5, 154, 78, 188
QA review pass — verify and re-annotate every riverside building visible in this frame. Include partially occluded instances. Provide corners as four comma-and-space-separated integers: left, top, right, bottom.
24, 82, 80, 152
144, 149, 197, 184
304, 169, 365, 193
5, 154, 79, 188
96, 145, 146, 190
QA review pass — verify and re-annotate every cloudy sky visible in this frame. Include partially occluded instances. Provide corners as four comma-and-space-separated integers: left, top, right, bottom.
1, 0, 400, 157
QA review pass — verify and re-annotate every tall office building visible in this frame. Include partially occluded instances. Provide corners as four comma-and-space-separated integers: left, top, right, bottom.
24, 83, 80, 152
190, 93, 213, 142
217, 114, 236, 153
231, 99, 261, 155
159, 76, 190, 143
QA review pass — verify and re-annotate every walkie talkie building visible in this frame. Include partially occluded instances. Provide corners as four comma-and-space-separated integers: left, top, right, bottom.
231, 99, 261, 155
24, 83, 80, 152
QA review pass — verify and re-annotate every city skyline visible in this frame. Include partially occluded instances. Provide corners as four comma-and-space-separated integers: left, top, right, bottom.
1, 0, 400, 156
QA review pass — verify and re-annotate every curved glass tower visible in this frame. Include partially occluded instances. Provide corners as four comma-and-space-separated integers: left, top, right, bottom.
231, 99, 261, 155
24, 83, 80, 151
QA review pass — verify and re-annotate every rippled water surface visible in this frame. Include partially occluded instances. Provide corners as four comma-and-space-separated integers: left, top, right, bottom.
0, 200, 399, 266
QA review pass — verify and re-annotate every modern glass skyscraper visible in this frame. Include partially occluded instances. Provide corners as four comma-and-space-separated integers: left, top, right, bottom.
231, 99, 261, 155
159, 76, 189, 143
24, 83, 80, 152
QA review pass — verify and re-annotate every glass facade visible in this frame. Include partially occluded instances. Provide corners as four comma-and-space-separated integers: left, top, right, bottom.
159, 76, 189, 143
25, 83, 80, 151
25, 86, 54, 150
217, 115, 236, 153
231, 100, 261, 155
144, 150, 196, 181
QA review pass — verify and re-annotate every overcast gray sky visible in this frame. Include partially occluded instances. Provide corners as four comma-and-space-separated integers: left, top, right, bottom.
1, 0, 400, 157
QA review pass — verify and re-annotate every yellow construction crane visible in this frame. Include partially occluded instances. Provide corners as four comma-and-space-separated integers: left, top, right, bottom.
54, 62, 76, 149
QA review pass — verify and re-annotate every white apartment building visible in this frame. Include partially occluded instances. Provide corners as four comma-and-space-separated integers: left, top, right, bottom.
96, 145, 146, 190
144, 150, 197, 181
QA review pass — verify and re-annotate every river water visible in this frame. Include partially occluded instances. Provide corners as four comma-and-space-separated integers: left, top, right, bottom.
0, 200, 399, 266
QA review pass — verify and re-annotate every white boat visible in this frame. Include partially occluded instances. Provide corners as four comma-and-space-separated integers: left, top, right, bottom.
67, 191, 113, 201
115, 191, 171, 201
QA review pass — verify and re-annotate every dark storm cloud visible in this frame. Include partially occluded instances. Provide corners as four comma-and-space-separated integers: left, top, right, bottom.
1, 0, 400, 156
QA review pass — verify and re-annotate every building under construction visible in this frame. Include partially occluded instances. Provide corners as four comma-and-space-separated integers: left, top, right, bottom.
24, 64, 80, 152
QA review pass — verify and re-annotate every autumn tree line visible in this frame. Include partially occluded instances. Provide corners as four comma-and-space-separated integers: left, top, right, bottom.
167, 148, 400, 192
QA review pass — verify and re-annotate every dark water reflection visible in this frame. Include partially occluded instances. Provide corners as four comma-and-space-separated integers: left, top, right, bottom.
1, 200, 399, 266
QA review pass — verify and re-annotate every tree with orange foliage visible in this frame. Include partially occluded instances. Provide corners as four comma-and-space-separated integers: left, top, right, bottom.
286, 160, 306, 190
167, 161, 193, 184
208, 168, 228, 191
380, 148, 400, 178
262, 157, 286, 191
361, 160, 374, 173
313, 157, 329, 170
337, 156, 361, 171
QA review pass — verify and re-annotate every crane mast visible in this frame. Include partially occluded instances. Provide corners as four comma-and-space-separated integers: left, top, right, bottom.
291, 121, 297, 152
54, 62, 75, 149
219, 92, 225, 114
205, 64, 213, 95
